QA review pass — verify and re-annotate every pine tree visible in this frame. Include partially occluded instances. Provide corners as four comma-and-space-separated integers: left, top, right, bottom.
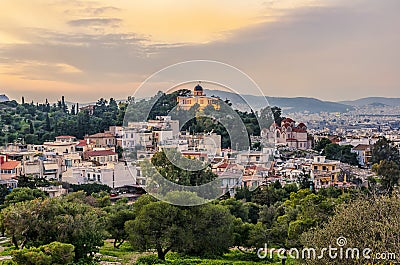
61, 96, 67, 113
45, 113, 51, 131
45, 99, 50, 112
29, 120, 34, 134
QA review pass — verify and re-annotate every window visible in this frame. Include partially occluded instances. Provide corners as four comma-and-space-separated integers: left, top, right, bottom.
314, 166, 318, 170
322, 166, 327, 171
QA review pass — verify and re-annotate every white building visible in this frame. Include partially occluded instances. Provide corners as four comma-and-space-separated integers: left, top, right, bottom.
236, 149, 273, 165
70, 163, 140, 187
85, 150, 118, 165
43, 136, 79, 155
351, 144, 372, 167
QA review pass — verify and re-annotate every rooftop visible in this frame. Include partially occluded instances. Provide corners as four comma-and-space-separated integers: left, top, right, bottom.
86, 150, 117, 156
86, 133, 114, 138
55, 136, 76, 139
0, 161, 21, 170
352, 144, 371, 151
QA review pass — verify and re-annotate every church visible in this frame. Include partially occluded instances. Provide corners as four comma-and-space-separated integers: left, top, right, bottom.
177, 83, 220, 111
268, 118, 313, 150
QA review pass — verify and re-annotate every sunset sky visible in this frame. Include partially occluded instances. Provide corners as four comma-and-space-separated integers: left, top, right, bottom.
1, 0, 399, 103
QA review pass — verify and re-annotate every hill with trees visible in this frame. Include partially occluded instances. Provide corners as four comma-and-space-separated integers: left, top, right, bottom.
0, 91, 278, 149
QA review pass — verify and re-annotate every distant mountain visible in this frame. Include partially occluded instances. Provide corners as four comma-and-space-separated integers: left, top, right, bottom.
0, 94, 10, 103
77, 90, 352, 114
63, 91, 400, 114
204, 89, 353, 113
340, 97, 400, 107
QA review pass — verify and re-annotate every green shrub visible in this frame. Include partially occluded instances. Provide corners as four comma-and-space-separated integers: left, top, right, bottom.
0, 261, 17, 265
12, 249, 52, 265
170, 259, 203, 265
39, 241, 75, 264
164, 252, 183, 261
135, 254, 165, 265
199, 261, 233, 265
11, 242, 74, 265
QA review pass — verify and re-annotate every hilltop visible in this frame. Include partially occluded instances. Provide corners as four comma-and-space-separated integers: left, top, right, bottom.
204, 89, 354, 113
340, 97, 400, 107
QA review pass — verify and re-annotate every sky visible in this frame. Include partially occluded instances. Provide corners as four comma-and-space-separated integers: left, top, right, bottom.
0, 0, 399, 103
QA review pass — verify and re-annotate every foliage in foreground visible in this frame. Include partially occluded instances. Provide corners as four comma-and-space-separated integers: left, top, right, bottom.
1, 192, 107, 261
11, 242, 75, 265
302, 196, 400, 265
126, 195, 236, 260
134, 251, 281, 265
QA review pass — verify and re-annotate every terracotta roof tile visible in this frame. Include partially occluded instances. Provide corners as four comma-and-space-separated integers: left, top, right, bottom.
1, 161, 21, 170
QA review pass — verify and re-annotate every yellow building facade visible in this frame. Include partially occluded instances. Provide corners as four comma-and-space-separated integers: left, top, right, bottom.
177, 84, 220, 111
311, 156, 341, 189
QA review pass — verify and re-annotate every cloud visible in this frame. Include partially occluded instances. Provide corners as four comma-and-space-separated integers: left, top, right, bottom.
1, 0, 400, 102
87, 6, 120, 15
67, 18, 122, 27
64, 6, 121, 17
2, 61, 82, 81
0, 29, 179, 84
148, 0, 400, 100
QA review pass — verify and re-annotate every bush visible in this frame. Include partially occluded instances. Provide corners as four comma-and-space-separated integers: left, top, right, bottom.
302, 196, 400, 264
170, 259, 203, 265
39, 241, 75, 264
135, 254, 164, 265
198, 261, 233, 265
11, 242, 74, 265
12, 249, 52, 265
0, 261, 17, 265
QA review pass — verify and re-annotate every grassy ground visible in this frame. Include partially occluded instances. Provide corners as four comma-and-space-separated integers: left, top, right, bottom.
98, 242, 297, 265
98, 240, 151, 264
1, 239, 297, 265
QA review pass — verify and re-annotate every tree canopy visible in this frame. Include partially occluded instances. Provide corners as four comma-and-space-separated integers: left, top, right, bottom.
125, 195, 235, 260
302, 196, 400, 265
1, 195, 107, 261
